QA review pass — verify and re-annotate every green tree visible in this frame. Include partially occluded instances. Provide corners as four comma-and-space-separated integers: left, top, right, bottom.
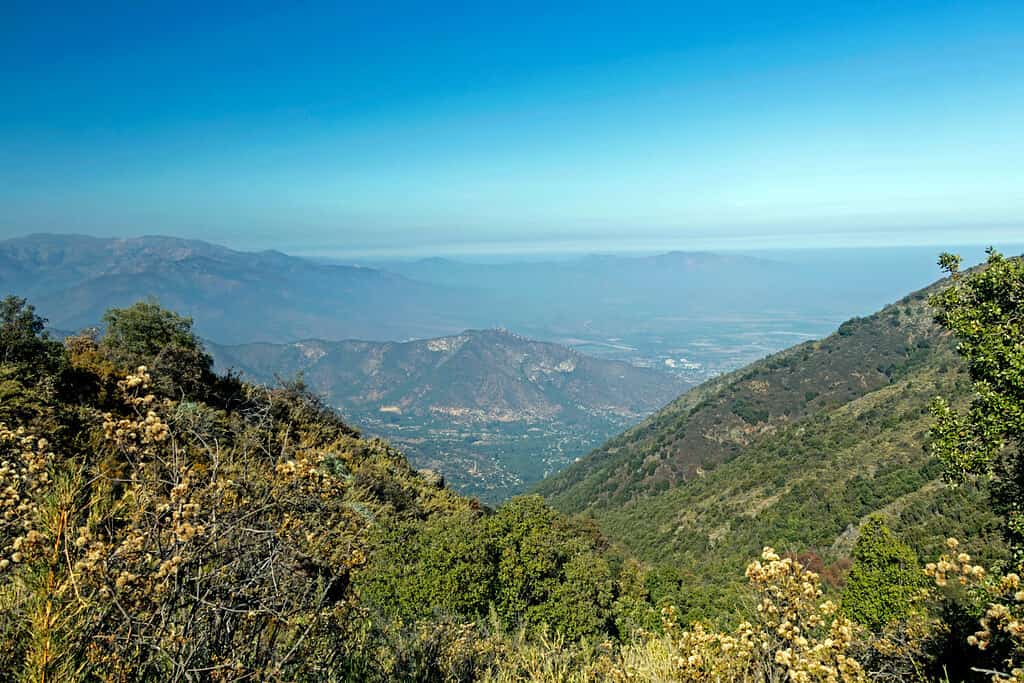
0, 297, 67, 423
358, 494, 620, 640
0, 296, 61, 376
929, 249, 1024, 563
356, 511, 495, 621
99, 300, 215, 398
488, 495, 615, 639
841, 516, 925, 632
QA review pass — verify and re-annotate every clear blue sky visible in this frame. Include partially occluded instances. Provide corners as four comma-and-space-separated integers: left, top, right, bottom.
2, 1, 1022, 256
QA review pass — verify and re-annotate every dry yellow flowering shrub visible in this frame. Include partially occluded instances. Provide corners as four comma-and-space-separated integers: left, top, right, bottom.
0, 362, 376, 680
927, 538, 1024, 682
0, 425, 52, 572
606, 548, 866, 682
100, 366, 169, 456
0, 420, 91, 679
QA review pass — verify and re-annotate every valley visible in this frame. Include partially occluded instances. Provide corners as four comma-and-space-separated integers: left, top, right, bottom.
543, 317, 833, 384
208, 328, 688, 501
8, 234, 1014, 504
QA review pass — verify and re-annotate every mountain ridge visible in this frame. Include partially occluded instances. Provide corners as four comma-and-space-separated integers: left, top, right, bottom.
209, 327, 689, 501
536, 277, 947, 511
0, 233, 482, 344
534, 269, 1008, 615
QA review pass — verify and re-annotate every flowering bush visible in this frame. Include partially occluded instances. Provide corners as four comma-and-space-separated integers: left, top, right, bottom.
0, 356, 399, 679
604, 547, 866, 682
927, 538, 1024, 682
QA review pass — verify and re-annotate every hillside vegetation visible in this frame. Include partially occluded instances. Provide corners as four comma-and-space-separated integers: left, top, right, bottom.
0, 297, 651, 679
537, 270, 1007, 616
539, 278, 949, 509
0, 250, 1022, 681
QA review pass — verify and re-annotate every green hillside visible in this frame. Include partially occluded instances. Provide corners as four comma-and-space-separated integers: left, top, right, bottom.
537, 274, 1007, 615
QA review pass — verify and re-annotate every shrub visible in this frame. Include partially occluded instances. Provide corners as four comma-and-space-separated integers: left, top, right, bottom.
842, 516, 927, 632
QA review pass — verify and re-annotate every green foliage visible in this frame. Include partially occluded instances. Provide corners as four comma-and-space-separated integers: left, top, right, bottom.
929, 249, 1024, 562
0, 295, 63, 378
841, 516, 926, 632
488, 496, 615, 640
100, 299, 217, 399
357, 510, 495, 621
357, 496, 617, 642
730, 396, 769, 424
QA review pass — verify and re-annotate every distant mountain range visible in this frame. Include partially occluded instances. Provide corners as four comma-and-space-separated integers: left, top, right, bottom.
380, 251, 801, 342
2, 234, 971, 375
382, 250, 785, 311
376, 248, 965, 339
210, 328, 689, 500
1, 234, 787, 345
0, 233, 481, 343
1, 234, 812, 355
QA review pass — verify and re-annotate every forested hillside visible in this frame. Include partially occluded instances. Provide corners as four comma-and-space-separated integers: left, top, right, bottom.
537, 269, 1007, 615
539, 278, 951, 509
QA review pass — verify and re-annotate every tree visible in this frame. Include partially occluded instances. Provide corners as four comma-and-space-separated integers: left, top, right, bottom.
929, 249, 1024, 564
841, 516, 925, 632
99, 300, 215, 398
0, 296, 61, 376
356, 511, 495, 622
487, 495, 615, 639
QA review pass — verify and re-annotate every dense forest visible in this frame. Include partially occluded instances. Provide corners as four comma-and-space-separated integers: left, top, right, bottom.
0, 250, 1022, 681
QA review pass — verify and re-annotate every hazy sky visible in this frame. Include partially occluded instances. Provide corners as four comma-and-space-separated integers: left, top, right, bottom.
2, 1, 1022, 255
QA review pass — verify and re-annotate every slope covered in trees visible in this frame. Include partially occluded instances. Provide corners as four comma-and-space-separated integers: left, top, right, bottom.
537, 277, 952, 510
536, 267, 1008, 617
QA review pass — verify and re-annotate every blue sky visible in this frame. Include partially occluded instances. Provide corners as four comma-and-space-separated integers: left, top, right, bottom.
2, 1, 1022, 256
